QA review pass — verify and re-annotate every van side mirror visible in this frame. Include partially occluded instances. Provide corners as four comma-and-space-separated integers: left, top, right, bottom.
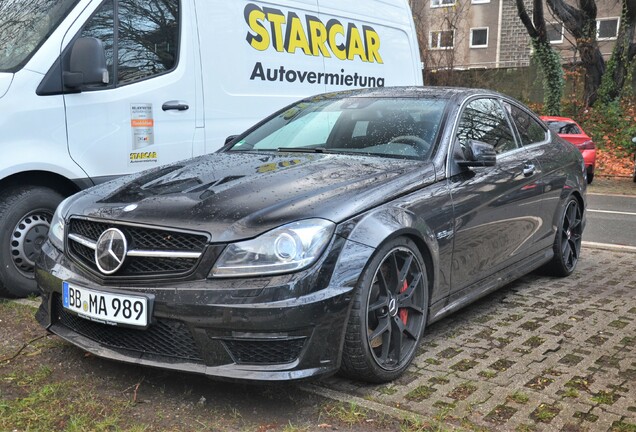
63, 37, 109, 89
225, 135, 239, 145
457, 140, 496, 167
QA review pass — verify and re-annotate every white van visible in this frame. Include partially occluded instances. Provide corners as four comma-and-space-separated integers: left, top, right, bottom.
0, 0, 422, 297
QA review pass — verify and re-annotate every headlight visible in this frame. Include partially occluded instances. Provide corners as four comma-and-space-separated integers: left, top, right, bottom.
210, 219, 335, 277
48, 196, 73, 252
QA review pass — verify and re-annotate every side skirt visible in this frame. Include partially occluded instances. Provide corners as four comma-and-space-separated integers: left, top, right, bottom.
427, 248, 553, 325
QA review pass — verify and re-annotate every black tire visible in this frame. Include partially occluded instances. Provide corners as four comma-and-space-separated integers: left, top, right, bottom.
341, 237, 428, 383
0, 185, 64, 298
543, 197, 583, 277
587, 172, 594, 184
632, 156, 636, 183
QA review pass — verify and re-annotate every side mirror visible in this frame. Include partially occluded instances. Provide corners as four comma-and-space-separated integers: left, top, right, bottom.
631, 137, 636, 143
457, 140, 496, 167
225, 135, 239, 145
63, 37, 109, 89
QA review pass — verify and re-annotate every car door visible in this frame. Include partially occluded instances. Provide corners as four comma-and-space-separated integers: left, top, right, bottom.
448, 97, 543, 296
505, 101, 557, 254
63, 0, 198, 180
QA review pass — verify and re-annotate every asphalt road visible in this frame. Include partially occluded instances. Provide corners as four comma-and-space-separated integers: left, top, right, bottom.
585, 192, 636, 247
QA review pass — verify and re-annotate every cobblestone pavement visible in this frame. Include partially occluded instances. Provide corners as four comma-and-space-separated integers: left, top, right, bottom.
314, 247, 636, 431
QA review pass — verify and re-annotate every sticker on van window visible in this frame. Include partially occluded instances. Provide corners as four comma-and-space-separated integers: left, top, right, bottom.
130, 103, 154, 150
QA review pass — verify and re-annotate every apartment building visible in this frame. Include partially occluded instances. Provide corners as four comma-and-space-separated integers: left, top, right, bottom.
410, 0, 623, 70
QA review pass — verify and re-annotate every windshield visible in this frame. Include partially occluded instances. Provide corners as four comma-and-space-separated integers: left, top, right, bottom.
0, 0, 80, 72
229, 96, 448, 160
546, 121, 582, 135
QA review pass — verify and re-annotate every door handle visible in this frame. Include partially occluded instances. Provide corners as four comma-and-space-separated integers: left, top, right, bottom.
162, 101, 189, 111
523, 163, 535, 177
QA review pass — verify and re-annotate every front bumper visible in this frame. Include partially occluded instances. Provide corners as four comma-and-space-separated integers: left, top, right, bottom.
35, 238, 365, 381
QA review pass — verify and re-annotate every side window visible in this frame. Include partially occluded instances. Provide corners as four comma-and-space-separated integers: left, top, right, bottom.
80, 0, 179, 87
507, 103, 548, 146
117, 0, 179, 84
456, 98, 518, 154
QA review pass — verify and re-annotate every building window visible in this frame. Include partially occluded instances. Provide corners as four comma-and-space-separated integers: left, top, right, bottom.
597, 18, 619, 40
547, 22, 563, 43
429, 31, 454, 49
470, 28, 488, 48
431, 0, 455, 8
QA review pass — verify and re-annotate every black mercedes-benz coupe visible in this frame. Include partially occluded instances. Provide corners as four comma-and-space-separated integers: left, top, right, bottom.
36, 87, 586, 383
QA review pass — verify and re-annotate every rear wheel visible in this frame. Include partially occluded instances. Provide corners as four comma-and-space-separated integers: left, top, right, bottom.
0, 186, 64, 298
341, 237, 428, 383
543, 197, 583, 277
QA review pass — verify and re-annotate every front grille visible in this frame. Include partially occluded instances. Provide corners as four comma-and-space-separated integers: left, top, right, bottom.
67, 218, 208, 277
222, 337, 306, 364
53, 294, 204, 362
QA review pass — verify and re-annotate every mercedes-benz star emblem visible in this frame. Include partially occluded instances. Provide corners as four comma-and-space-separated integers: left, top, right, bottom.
95, 228, 127, 274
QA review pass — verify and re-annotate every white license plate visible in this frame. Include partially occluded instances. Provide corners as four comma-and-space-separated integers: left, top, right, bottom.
62, 282, 149, 327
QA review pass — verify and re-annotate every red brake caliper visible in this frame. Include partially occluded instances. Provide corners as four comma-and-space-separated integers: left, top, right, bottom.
399, 280, 409, 324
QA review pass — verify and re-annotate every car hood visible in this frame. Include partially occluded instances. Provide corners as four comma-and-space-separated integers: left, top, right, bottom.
0, 73, 13, 98
68, 152, 436, 242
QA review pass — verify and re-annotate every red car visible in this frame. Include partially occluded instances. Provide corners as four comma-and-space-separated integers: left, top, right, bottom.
541, 116, 596, 184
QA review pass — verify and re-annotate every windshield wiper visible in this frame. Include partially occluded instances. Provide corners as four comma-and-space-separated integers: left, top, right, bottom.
277, 147, 329, 153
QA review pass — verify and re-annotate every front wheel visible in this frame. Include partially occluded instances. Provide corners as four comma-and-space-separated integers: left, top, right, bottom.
0, 185, 64, 298
341, 237, 428, 383
543, 197, 583, 277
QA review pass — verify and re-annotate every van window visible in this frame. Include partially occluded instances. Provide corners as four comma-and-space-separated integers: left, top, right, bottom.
80, 0, 179, 87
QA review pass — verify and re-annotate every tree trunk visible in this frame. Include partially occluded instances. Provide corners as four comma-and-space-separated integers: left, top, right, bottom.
516, 0, 564, 115
600, 0, 636, 102
547, 0, 605, 106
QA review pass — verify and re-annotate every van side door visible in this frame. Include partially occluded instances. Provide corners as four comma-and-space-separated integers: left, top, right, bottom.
62, 0, 200, 181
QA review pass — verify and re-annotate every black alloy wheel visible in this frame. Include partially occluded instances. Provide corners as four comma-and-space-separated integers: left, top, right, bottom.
341, 237, 428, 383
545, 197, 583, 277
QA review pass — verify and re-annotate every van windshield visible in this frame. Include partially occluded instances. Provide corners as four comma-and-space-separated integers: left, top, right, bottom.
0, 0, 80, 72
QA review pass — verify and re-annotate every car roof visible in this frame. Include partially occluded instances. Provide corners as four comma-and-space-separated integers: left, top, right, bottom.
540, 115, 578, 123
306, 86, 508, 101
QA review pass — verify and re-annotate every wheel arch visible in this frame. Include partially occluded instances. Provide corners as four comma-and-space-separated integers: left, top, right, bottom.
337, 206, 440, 303
552, 188, 585, 228
0, 170, 83, 198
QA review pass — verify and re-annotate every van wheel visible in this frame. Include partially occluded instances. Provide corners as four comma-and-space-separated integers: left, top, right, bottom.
0, 186, 63, 298
341, 237, 428, 383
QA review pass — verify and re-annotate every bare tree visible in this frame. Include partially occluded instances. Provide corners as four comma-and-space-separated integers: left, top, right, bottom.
409, 0, 432, 82
416, 0, 469, 86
